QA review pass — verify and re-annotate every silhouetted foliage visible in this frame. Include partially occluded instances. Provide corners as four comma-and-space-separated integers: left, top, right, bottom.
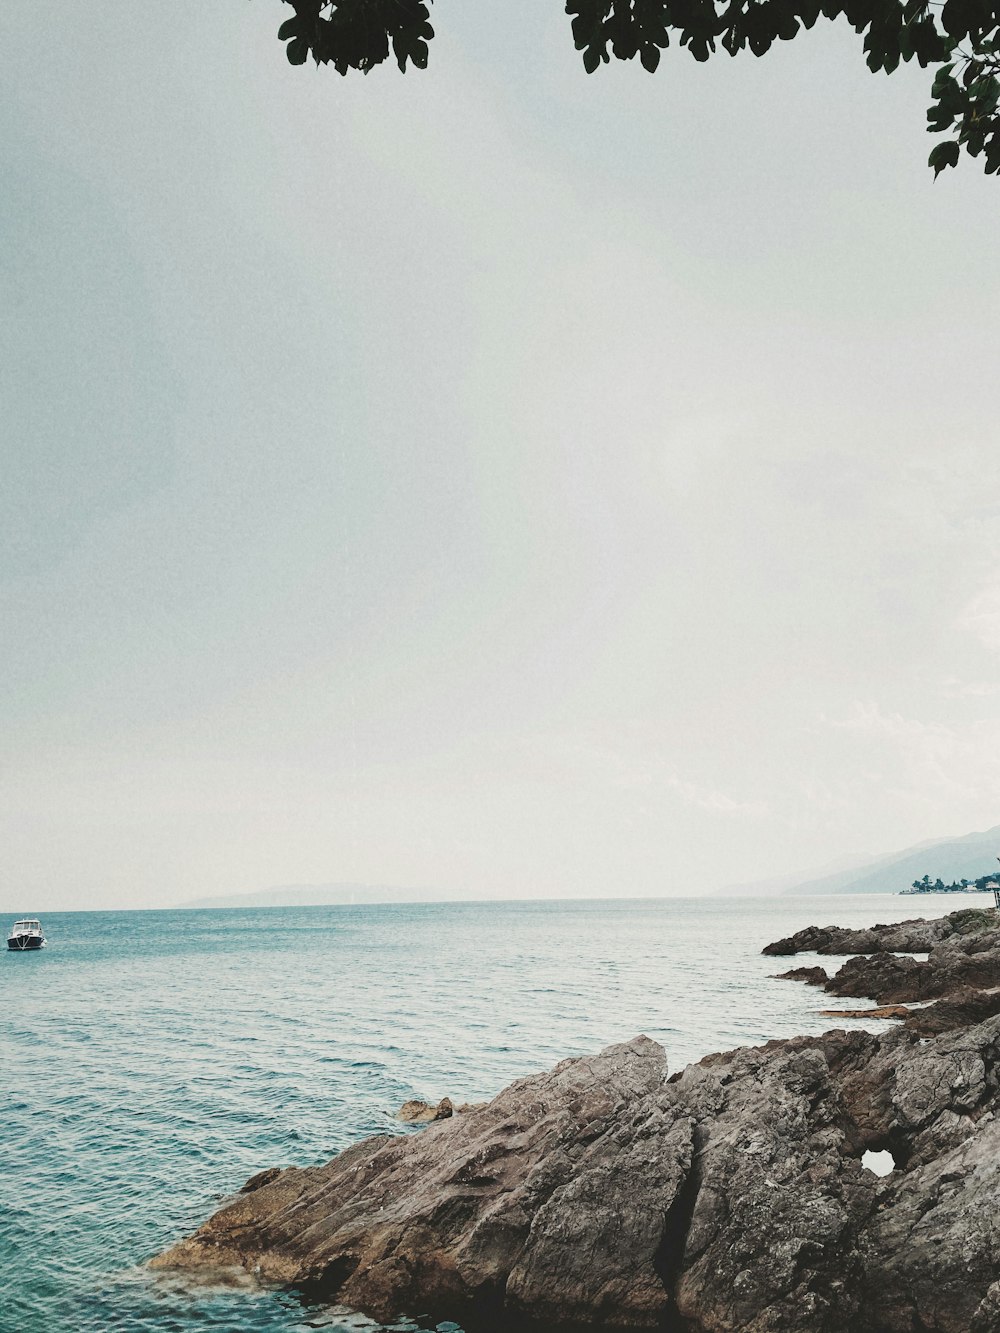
276, 0, 1000, 177
909, 873, 1000, 892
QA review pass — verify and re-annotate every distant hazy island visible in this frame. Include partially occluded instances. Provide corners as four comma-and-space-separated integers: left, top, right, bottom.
181, 883, 459, 910
185, 823, 1000, 909
182, 883, 648, 910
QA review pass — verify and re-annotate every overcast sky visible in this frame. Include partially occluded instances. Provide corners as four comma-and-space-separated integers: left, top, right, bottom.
3, 3, 1000, 911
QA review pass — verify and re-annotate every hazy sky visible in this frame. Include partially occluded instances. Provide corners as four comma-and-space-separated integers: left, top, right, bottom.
3, 3, 1000, 911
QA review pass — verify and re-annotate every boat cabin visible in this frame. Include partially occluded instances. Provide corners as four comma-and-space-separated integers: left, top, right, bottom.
7, 919, 46, 950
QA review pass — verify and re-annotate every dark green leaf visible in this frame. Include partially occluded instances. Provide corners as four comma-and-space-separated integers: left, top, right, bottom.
928, 138, 961, 176
286, 35, 308, 65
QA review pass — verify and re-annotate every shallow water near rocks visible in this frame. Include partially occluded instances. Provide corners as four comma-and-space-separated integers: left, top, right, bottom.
0, 893, 978, 1332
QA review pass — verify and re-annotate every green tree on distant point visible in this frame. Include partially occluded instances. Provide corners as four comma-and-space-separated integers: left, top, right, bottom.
274, 0, 1000, 177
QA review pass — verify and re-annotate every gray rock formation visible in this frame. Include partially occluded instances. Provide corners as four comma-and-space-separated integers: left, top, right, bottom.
902, 985, 1000, 1036
152, 1018, 1000, 1330
772, 965, 829, 986
154, 1036, 679, 1326
396, 1097, 488, 1122
762, 907, 996, 957
151, 908, 1000, 1331
769, 907, 1000, 1007
823, 950, 932, 1002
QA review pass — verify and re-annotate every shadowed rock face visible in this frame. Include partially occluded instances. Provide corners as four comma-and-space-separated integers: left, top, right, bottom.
152, 1001, 1000, 1332
903, 986, 1000, 1036
824, 951, 932, 1002
842, 935, 1000, 1004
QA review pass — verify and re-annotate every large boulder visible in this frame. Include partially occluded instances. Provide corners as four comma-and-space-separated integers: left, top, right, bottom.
152, 1036, 683, 1326
152, 1015, 1000, 1331
822, 951, 933, 1003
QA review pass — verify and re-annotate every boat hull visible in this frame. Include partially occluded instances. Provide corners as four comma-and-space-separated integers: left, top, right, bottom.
7, 935, 44, 951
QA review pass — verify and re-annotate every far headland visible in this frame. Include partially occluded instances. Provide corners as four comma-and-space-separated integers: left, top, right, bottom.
724, 821, 1000, 897
184, 822, 1000, 909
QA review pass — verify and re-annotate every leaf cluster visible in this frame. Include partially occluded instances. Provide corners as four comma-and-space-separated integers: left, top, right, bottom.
278, 0, 433, 74
927, 52, 1000, 175
275, 0, 1000, 176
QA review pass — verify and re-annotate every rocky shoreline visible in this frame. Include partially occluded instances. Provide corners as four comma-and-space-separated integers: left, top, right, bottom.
152, 907, 1000, 1332
767, 906, 1000, 1035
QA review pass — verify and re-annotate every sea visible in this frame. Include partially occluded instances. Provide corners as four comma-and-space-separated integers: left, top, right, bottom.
0, 893, 982, 1333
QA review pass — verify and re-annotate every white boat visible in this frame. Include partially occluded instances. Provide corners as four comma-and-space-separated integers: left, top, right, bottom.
7, 919, 45, 951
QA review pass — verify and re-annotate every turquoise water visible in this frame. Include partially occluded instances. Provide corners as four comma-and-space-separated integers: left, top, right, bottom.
0, 894, 973, 1332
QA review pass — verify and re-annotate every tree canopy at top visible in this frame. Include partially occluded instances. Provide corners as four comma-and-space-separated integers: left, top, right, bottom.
275, 0, 1000, 177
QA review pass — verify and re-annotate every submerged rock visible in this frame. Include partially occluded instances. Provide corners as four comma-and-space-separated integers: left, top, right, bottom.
396, 1096, 454, 1123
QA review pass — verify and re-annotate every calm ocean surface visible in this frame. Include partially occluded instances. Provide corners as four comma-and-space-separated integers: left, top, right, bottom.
0, 893, 979, 1333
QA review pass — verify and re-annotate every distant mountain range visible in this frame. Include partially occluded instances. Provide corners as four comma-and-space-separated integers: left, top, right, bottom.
182, 883, 625, 910
182, 883, 453, 909
778, 824, 1000, 896
186, 826, 1000, 908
